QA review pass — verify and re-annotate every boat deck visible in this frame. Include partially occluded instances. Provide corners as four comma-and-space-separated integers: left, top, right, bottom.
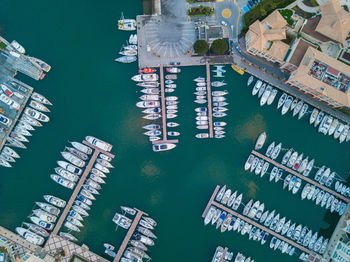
50, 140, 115, 236
113, 208, 148, 262
203, 186, 321, 256
206, 63, 214, 138
251, 150, 350, 203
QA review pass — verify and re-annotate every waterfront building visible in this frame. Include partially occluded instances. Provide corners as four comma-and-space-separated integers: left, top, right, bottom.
286, 46, 350, 108
301, 0, 350, 47
245, 10, 290, 64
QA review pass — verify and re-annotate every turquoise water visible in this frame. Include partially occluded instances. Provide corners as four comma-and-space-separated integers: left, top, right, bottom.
0, 1, 349, 261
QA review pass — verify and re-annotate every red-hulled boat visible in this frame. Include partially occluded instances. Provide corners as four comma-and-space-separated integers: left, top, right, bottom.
139, 68, 157, 74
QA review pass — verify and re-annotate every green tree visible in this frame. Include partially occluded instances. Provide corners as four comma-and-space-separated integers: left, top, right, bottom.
210, 39, 228, 55
260, 7, 267, 16
193, 40, 209, 55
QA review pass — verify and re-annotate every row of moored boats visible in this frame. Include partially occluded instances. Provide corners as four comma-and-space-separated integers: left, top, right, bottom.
249, 76, 350, 143
194, 65, 228, 139
0, 87, 52, 168
134, 67, 181, 152
108, 206, 157, 262
204, 185, 329, 258
249, 133, 347, 216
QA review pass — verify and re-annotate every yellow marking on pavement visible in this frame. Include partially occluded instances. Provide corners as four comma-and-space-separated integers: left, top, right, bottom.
233, 0, 241, 36
222, 9, 232, 18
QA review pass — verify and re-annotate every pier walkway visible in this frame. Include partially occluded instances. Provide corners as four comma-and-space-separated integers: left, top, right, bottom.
152, 65, 178, 145
206, 63, 214, 138
160, 65, 167, 141
113, 209, 148, 262
50, 141, 115, 236
251, 150, 350, 203
219, 247, 228, 262
202, 186, 316, 256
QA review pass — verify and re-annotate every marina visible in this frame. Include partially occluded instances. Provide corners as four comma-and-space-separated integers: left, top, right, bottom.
202, 185, 323, 258
112, 208, 149, 262
250, 150, 349, 204
0, 36, 52, 167
1, 1, 350, 262
51, 138, 115, 236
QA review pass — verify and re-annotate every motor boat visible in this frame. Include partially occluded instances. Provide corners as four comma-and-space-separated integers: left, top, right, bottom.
258, 83, 266, 98
281, 96, 293, 115
44, 195, 66, 208
260, 85, 272, 106
24, 108, 49, 122
136, 82, 159, 88
166, 67, 181, 73
29, 100, 50, 112
267, 89, 278, 105
252, 80, 262, 96
152, 143, 176, 152
115, 56, 137, 63
61, 151, 85, 167
118, 14, 136, 31
16, 227, 44, 245
31, 92, 52, 105
50, 174, 75, 189
298, 104, 309, 120
132, 74, 158, 82
309, 108, 319, 125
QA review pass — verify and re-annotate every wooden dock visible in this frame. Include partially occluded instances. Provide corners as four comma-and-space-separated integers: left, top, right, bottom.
206, 63, 214, 138
219, 247, 228, 262
251, 150, 350, 203
51, 141, 115, 236
151, 66, 179, 145
159, 65, 167, 141
202, 186, 314, 255
113, 209, 148, 262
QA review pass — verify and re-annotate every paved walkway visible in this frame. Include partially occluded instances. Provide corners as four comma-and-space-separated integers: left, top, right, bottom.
44, 235, 109, 262
0, 226, 40, 253
297, 1, 320, 13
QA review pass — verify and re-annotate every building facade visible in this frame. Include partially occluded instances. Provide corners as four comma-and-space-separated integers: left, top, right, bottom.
245, 10, 290, 64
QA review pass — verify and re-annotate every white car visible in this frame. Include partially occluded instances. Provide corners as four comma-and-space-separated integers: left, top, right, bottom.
0, 94, 20, 110
221, 21, 228, 26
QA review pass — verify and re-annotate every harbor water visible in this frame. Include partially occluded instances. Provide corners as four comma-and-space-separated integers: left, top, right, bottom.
0, 1, 349, 261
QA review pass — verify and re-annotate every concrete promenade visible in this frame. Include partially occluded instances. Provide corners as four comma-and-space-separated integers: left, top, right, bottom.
113, 209, 148, 262
44, 235, 109, 262
251, 150, 350, 203
0, 225, 40, 253
206, 63, 214, 138
202, 186, 318, 256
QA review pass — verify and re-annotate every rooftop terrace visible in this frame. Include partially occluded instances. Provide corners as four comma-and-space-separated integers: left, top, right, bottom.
308, 59, 350, 93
